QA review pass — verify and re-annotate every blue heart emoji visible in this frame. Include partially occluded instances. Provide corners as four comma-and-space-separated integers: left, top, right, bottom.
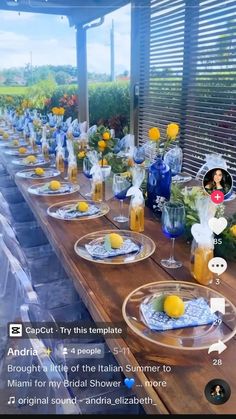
124, 378, 135, 389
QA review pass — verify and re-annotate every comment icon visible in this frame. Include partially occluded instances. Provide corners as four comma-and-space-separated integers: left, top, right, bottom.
208, 257, 227, 276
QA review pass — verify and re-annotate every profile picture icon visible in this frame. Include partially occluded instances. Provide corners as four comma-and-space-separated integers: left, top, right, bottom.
211, 384, 224, 401
205, 379, 231, 405
203, 168, 233, 198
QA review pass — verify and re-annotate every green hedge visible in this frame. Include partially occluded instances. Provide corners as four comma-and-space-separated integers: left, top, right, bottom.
0, 81, 130, 134
0, 81, 130, 137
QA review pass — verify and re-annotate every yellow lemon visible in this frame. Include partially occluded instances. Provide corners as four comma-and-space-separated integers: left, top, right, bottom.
49, 180, 61, 191
76, 201, 89, 212
13, 140, 19, 146
109, 233, 124, 249
164, 295, 185, 318
0, 129, 4, 135
148, 127, 160, 141
3, 133, 9, 140
25, 155, 37, 164
102, 132, 110, 141
18, 147, 27, 154
78, 151, 86, 159
99, 158, 108, 166
230, 225, 236, 237
98, 140, 106, 149
34, 167, 45, 176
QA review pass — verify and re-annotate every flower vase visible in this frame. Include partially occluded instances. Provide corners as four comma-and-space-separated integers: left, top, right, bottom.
146, 155, 172, 214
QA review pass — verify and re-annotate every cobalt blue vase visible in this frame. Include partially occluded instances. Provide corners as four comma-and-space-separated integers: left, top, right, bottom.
147, 155, 172, 213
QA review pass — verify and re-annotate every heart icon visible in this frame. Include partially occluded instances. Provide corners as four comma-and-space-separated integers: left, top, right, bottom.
208, 217, 227, 235
124, 378, 135, 389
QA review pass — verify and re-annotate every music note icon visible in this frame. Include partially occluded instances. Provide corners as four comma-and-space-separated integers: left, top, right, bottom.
7, 396, 15, 405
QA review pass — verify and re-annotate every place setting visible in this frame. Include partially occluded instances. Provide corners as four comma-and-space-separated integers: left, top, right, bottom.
122, 281, 236, 351
47, 199, 110, 221
74, 229, 156, 265
4, 146, 40, 157
28, 179, 80, 196
0, 138, 28, 148
11, 154, 50, 167
16, 167, 60, 180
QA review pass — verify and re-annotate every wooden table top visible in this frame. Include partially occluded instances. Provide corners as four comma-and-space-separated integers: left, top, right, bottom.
2, 155, 236, 414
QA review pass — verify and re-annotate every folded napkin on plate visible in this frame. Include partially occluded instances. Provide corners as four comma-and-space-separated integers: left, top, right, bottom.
38, 185, 72, 194
58, 204, 100, 219
30, 170, 53, 178
85, 238, 140, 259
140, 297, 218, 331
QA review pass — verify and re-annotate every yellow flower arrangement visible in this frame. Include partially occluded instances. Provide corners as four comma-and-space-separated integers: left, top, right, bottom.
148, 127, 161, 142
51, 107, 65, 116
148, 122, 179, 155
166, 123, 179, 140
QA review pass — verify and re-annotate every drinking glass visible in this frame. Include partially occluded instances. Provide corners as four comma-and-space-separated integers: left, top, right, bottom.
83, 157, 93, 197
133, 146, 145, 165
161, 202, 185, 268
112, 174, 131, 223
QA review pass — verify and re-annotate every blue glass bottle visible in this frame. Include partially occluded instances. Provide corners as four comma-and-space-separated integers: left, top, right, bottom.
147, 155, 172, 213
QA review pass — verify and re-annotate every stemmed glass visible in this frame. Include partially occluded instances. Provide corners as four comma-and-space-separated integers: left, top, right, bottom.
161, 202, 185, 268
133, 146, 145, 165
41, 115, 48, 125
83, 157, 93, 197
112, 174, 131, 223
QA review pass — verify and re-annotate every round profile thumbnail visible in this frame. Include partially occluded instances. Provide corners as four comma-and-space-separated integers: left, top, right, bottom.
204, 378, 231, 405
203, 167, 233, 199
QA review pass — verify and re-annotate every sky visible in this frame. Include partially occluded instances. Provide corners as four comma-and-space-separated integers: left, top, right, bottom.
0, 4, 131, 75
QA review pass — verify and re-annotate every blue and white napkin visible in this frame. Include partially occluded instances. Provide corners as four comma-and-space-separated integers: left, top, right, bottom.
58, 204, 100, 219
85, 238, 141, 259
140, 297, 218, 331
38, 184, 72, 195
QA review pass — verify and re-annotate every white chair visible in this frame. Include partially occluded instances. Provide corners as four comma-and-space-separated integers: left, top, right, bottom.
0, 235, 38, 368
0, 213, 67, 285
20, 305, 81, 414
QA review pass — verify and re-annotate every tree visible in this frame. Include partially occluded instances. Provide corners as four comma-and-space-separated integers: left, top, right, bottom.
55, 71, 68, 85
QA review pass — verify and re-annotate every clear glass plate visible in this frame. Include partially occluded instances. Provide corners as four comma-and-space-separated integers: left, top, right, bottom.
4, 149, 39, 157
11, 157, 49, 167
28, 182, 80, 196
47, 200, 110, 221
74, 229, 156, 265
16, 168, 60, 179
2, 141, 28, 149
122, 281, 236, 350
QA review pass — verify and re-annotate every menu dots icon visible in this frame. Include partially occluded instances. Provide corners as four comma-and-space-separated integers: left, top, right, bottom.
208, 257, 227, 276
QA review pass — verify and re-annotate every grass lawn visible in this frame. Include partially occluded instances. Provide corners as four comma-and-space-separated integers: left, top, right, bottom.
0, 86, 27, 95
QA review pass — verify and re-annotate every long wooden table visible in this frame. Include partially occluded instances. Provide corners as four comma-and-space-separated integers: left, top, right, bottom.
2, 155, 236, 414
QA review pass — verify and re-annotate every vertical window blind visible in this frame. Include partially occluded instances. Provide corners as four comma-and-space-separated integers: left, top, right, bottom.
137, 0, 236, 183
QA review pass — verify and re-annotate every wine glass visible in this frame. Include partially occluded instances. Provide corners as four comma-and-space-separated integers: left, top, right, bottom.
112, 174, 131, 223
133, 146, 145, 165
83, 157, 93, 197
41, 115, 48, 125
161, 202, 185, 268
